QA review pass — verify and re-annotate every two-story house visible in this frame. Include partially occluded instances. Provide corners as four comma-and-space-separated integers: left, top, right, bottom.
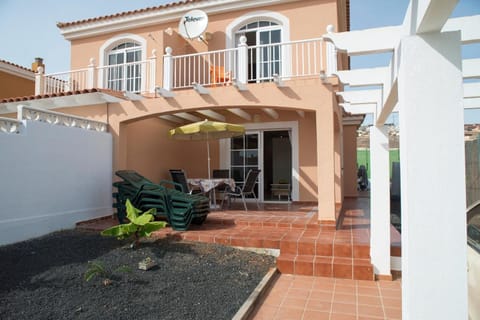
0, 0, 362, 224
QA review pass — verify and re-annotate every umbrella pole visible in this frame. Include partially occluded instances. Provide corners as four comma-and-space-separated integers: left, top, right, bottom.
207, 136, 211, 180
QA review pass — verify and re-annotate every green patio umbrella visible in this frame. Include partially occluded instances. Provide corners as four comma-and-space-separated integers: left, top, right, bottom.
168, 119, 245, 179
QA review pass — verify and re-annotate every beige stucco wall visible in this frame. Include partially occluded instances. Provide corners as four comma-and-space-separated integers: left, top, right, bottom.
119, 109, 320, 202
55, 78, 338, 204
0, 71, 35, 99
69, 0, 343, 79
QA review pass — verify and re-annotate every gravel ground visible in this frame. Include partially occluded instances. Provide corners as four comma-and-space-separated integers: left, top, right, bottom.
0, 229, 275, 320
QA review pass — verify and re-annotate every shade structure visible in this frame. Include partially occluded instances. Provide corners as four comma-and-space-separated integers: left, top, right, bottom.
168, 119, 245, 178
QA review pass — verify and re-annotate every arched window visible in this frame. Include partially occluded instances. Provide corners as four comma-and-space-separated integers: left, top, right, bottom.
235, 20, 281, 81
226, 12, 290, 82
106, 42, 142, 92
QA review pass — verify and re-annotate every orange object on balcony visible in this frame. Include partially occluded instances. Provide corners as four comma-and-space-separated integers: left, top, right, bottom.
209, 65, 231, 86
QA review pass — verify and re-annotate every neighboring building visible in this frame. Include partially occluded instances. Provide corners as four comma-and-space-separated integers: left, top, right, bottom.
0, 0, 361, 223
0, 59, 36, 100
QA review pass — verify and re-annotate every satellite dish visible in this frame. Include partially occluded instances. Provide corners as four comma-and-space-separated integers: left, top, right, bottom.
179, 9, 208, 40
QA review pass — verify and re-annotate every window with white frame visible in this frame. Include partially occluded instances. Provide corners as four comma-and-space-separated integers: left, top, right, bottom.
106, 42, 142, 92
235, 20, 282, 82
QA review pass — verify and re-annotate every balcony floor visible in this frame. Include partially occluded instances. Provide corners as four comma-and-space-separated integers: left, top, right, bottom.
77, 197, 402, 319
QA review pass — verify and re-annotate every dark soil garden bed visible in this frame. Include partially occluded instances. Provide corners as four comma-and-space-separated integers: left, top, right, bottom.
0, 229, 275, 320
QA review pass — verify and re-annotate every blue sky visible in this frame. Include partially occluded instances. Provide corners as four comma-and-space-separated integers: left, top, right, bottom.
0, 0, 478, 121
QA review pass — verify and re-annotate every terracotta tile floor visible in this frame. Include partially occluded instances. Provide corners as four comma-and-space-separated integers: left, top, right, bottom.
77, 197, 402, 319
252, 274, 401, 320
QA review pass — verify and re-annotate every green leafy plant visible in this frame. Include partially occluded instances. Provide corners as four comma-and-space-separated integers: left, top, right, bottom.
84, 261, 131, 286
101, 199, 166, 248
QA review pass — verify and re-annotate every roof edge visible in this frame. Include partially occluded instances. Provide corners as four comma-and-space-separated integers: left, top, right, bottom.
0, 60, 35, 80
57, 0, 300, 40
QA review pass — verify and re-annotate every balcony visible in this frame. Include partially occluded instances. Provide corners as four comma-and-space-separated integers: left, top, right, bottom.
35, 36, 337, 96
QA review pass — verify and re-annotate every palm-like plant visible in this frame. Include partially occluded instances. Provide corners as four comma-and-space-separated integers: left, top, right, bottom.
101, 199, 166, 248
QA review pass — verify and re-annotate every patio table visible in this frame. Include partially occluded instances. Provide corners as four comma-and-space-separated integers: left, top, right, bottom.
188, 178, 235, 209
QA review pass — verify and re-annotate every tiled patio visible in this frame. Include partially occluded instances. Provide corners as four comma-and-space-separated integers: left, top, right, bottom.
77, 196, 402, 319
251, 274, 401, 320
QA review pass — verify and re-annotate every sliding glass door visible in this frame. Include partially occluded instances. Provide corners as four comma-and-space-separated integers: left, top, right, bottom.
230, 132, 260, 198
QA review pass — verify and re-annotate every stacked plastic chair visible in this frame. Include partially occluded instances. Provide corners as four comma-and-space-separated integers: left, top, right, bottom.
112, 170, 210, 231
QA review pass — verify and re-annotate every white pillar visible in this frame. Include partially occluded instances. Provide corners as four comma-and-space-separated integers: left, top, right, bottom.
398, 31, 467, 319
369, 123, 391, 277
326, 25, 337, 76
237, 36, 248, 84
35, 66, 44, 95
87, 58, 97, 89
149, 49, 157, 93
163, 47, 173, 91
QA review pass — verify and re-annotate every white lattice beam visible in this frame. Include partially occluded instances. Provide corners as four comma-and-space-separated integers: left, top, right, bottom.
196, 109, 226, 122
227, 108, 251, 121
443, 15, 480, 44
463, 58, 480, 79
403, 0, 458, 34
173, 112, 202, 122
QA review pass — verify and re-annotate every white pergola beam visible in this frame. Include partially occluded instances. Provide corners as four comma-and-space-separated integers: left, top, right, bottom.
464, 82, 480, 99
337, 89, 382, 104
342, 115, 364, 125
227, 108, 251, 121
463, 58, 480, 79
406, 0, 459, 34
464, 97, 480, 109
377, 80, 398, 125
443, 15, 480, 44
262, 108, 279, 119
340, 103, 375, 114
324, 26, 403, 55
159, 115, 184, 124
196, 109, 226, 122
173, 112, 202, 122
335, 67, 388, 87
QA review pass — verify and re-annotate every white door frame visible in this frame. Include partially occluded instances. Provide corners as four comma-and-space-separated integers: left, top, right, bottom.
219, 120, 299, 201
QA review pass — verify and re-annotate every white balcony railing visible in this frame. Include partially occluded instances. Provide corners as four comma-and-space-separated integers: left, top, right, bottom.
35, 37, 337, 96
36, 54, 157, 95
164, 36, 336, 91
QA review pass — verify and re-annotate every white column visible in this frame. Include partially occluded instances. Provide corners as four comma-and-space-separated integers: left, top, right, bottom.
163, 47, 173, 91
87, 58, 97, 89
398, 31, 467, 319
149, 49, 157, 93
369, 123, 391, 277
326, 25, 337, 76
237, 36, 248, 84
35, 66, 44, 95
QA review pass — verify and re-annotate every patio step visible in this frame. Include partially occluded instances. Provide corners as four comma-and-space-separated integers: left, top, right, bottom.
276, 254, 374, 280
275, 234, 374, 280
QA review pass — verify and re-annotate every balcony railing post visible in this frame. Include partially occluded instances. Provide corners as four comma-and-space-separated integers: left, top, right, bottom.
35, 66, 44, 95
87, 58, 97, 89
237, 36, 248, 84
326, 25, 337, 76
163, 47, 173, 91
149, 49, 157, 93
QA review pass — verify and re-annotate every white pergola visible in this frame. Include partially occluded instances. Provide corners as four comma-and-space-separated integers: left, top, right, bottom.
325, 1, 479, 318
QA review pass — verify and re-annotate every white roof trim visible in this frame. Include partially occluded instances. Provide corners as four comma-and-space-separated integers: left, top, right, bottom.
0, 92, 124, 115
59, 0, 299, 41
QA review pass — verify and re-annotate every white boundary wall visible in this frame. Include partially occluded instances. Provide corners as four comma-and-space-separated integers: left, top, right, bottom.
0, 115, 112, 245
